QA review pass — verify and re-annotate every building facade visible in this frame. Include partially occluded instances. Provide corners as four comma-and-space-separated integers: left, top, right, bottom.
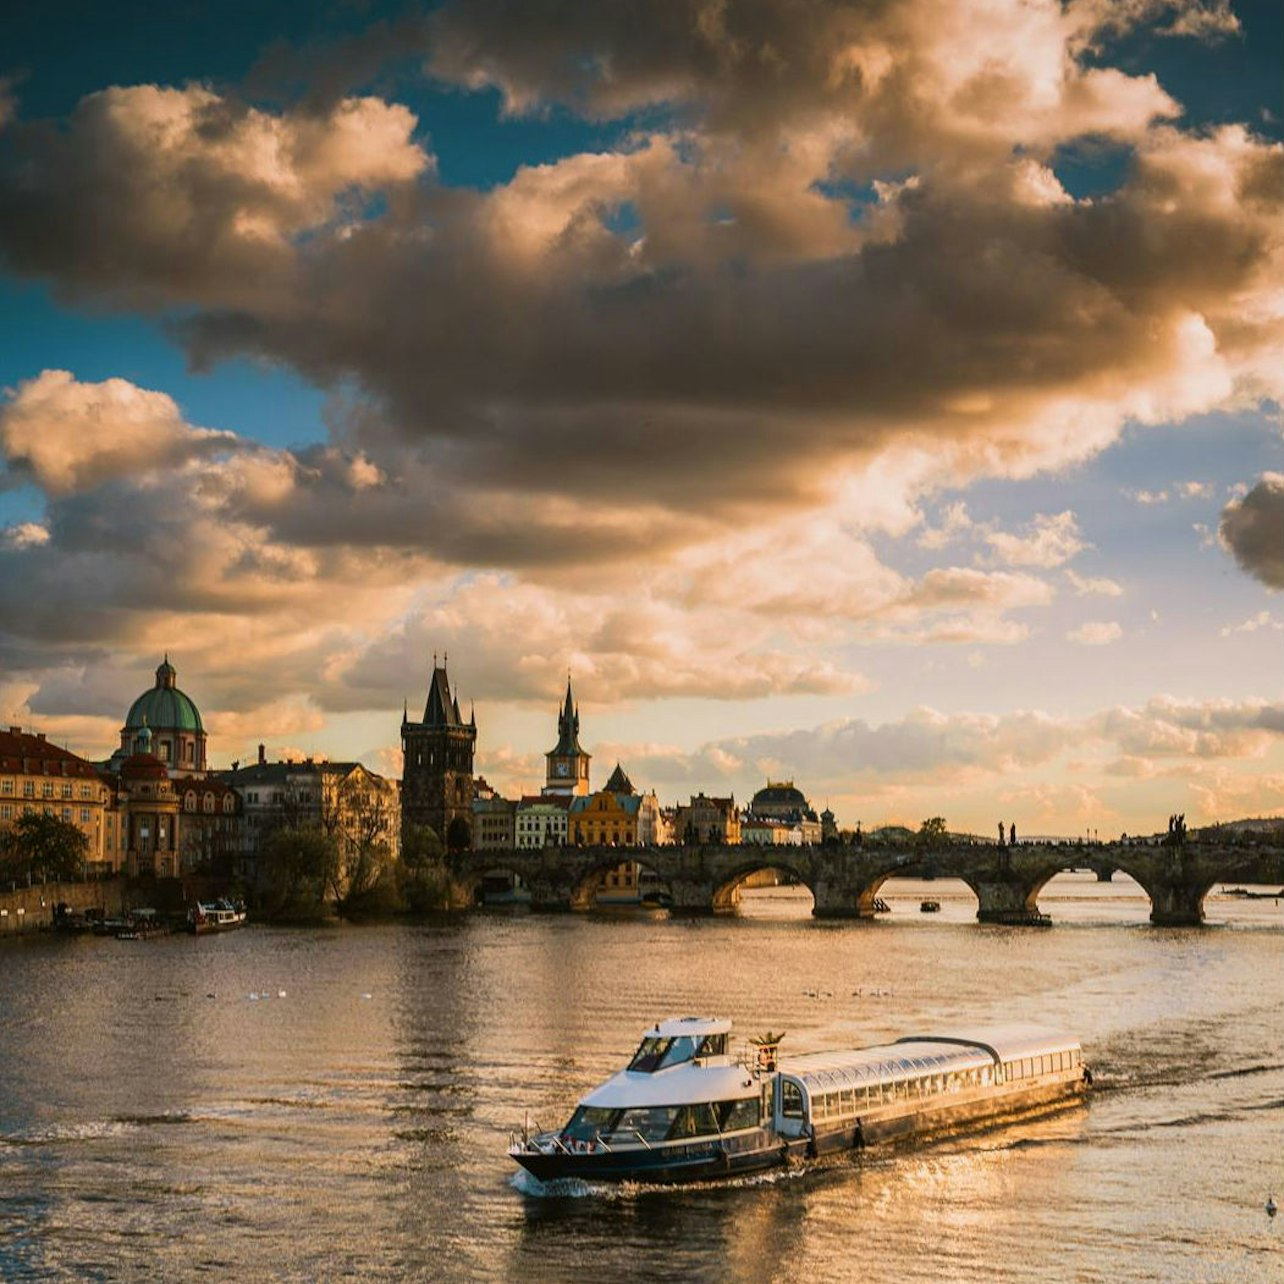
674, 793, 742, 844
401, 659, 476, 849
0, 727, 112, 872
514, 795, 571, 848
473, 777, 517, 850
104, 733, 184, 877
218, 751, 399, 880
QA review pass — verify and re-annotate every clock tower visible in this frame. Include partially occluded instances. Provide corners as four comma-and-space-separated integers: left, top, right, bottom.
543, 677, 591, 797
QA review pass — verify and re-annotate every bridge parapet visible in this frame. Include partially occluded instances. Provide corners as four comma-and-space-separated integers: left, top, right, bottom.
450, 837, 1282, 926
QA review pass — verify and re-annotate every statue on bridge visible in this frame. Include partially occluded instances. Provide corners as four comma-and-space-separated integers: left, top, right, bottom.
1009, 821, 1018, 845
998, 822, 1005, 846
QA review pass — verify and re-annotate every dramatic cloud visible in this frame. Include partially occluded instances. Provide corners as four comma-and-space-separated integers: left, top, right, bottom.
1219, 473, 1284, 589
0, 1, 1277, 553
0, 370, 238, 495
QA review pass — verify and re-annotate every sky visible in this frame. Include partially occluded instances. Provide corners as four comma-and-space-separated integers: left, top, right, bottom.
0, 0, 1281, 837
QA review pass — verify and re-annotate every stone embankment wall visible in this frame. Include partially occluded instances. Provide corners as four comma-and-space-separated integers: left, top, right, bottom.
0, 879, 124, 936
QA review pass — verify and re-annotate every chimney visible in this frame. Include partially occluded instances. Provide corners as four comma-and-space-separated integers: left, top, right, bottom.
36, 732, 46, 741
257, 743, 266, 766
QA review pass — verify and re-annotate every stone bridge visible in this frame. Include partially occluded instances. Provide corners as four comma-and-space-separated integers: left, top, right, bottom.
447, 837, 1283, 926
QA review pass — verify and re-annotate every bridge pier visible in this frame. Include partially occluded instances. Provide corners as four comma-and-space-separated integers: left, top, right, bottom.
974, 874, 1050, 926
1147, 879, 1205, 927
1095, 866, 1115, 882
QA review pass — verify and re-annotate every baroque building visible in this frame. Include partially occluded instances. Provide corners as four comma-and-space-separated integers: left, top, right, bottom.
113, 656, 208, 776
401, 658, 476, 849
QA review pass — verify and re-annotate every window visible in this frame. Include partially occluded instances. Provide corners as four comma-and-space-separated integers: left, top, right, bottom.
203, 793, 215, 813
560, 1106, 619, 1143
43, 782, 54, 798
719, 1097, 761, 1131
80, 784, 92, 799
62, 783, 73, 799
80, 809, 90, 823
0, 779, 11, 795
667, 1103, 719, 1139
185, 792, 196, 812
781, 1081, 806, 1120
23, 781, 34, 797
0, 805, 10, 820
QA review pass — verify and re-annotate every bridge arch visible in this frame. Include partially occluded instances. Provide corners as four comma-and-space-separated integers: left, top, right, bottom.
712, 855, 815, 914
855, 857, 984, 918
567, 851, 676, 911
1025, 853, 1158, 922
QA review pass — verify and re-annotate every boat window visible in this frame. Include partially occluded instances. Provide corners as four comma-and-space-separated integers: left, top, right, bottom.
614, 1106, 681, 1143
719, 1098, 761, 1131
781, 1080, 806, 1119
562, 1106, 622, 1142
628, 1037, 672, 1072
667, 1103, 719, 1139
696, 1033, 728, 1059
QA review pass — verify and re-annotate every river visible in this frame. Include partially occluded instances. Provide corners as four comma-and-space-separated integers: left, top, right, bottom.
1, 873, 1281, 1282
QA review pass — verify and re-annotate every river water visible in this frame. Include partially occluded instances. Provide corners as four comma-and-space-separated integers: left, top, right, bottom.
1, 873, 1281, 1282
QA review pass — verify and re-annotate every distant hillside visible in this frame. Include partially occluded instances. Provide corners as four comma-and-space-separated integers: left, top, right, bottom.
1196, 816, 1284, 837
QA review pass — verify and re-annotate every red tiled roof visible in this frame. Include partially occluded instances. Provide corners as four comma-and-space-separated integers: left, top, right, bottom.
0, 729, 101, 778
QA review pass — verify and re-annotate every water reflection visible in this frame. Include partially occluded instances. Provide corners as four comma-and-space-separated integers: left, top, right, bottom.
0, 879, 1280, 1282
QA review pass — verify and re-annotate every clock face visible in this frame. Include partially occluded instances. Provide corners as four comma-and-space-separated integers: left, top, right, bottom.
555, 761, 569, 777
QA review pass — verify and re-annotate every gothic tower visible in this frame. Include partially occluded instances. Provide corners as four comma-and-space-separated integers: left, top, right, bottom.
543, 676, 591, 796
401, 657, 477, 849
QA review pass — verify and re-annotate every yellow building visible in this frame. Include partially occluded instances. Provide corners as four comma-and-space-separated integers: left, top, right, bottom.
571, 765, 667, 904
0, 727, 111, 871
570, 786, 641, 847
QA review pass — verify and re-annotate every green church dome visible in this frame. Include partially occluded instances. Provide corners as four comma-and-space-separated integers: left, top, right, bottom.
124, 657, 204, 733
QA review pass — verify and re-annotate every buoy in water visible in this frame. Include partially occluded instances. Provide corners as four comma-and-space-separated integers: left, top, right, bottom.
1268, 1195, 1277, 1218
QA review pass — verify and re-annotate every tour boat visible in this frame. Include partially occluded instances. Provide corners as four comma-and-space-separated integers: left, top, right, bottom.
509, 1015, 1090, 1186
188, 900, 248, 934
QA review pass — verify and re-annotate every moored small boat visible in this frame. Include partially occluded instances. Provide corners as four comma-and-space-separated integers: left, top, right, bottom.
510, 1016, 1090, 1186
188, 900, 248, 934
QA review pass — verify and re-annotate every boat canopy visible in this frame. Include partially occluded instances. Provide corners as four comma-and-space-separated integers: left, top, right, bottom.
647, 1016, 732, 1039
895, 1026, 1080, 1066
781, 1040, 994, 1096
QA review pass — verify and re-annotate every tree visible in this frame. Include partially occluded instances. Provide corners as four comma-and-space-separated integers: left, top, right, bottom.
1, 813, 89, 884
258, 825, 339, 920
916, 817, 949, 847
398, 824, 451, 913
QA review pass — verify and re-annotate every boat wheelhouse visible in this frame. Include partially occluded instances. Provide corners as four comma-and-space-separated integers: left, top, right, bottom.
509, 1017, 1089, 1186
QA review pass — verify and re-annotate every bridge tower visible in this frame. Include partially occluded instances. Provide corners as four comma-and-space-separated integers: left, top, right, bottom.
402, 656, 476, 850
